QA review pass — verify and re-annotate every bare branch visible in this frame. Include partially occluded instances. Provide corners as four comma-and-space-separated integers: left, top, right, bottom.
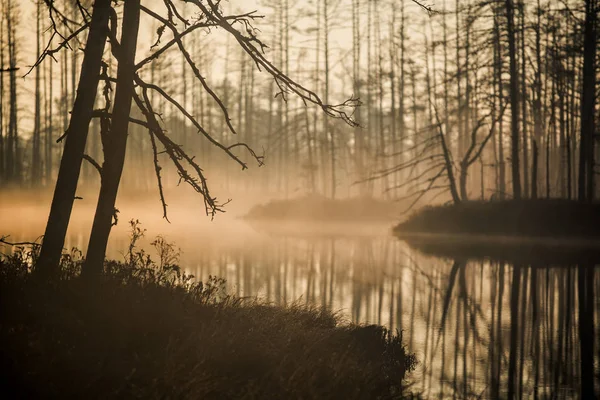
25, 22, 90, 77
0, 235, 42, 248
189, 0, 360, 127
83, 154, 102, 175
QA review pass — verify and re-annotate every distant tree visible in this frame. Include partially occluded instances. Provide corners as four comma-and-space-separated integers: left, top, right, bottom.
0, 4, 4, 183
506, 0, 522, 199
31, 0, 42, 185
578, 0, 597, 202
5, 0, 19, 184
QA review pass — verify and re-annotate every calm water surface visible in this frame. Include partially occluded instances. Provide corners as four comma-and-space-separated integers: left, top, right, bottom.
2, 204, 599, 399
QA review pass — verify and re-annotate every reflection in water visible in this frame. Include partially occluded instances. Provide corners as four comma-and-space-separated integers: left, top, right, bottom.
2, 223, 598, 399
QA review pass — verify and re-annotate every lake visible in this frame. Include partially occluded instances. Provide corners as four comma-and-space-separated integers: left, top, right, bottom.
2, 199, 598, 399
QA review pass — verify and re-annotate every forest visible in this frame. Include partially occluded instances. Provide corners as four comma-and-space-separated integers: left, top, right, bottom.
0, 0, 597, 203
0, 0, 599, 398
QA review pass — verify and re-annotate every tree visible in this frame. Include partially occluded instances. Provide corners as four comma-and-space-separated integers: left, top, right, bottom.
83, 0, 142, 276
36, 0, 113, 277
31, 0, 42, 185
0, 3, 4, 183
5, 0, 19, 184
578, 0, 597, 201
39, 0, 358, 277
506, 0, 522, 199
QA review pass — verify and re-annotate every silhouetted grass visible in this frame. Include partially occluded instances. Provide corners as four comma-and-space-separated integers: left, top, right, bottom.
395, 199, 600, 239
0, 230, 416, 399
244, 195, 402, 222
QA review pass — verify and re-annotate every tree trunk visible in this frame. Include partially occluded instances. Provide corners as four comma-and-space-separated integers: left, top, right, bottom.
323, 0, 334, 199
376, 2, 387, 196
520, 0, 528, 198
46, 46, 54, 186
532, 139, 538, 199
6, 0, 18, 184
389, 4, 397, 197
459, 163, 468, 201
352, 0, 363, 193
83, 0, 141, 277
37, 0, 112, 277
532, 0, 543, 200
578, 0, 597, 202
0, 9, 4, 183
436, 120, 461, 204
506, 0, 521, 199
494, 9, 506, 198
32, 0, 42, 185
455, 0, 463, 159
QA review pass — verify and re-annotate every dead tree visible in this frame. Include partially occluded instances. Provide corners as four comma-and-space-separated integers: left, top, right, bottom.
458, 104, 507, 200
36, 0, 112, 278
5, 0, 18, 184
578, 0, 597, 202
32, 0, 42, 186
506, 0, 522, 199
39, 0, 357, 277
83, 0, 141, 276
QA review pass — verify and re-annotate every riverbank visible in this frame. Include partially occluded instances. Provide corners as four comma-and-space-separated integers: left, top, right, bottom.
0, 251, 416, 399
394, 199, 600, 239
393, 200, 600, 264
244, 195, 402, 222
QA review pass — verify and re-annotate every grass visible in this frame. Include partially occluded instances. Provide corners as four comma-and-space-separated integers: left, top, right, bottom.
394, 199, 600, 239
244, 194, 402, 222
0, 222, 416, 399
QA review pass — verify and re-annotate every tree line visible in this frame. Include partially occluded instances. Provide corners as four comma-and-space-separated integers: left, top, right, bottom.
0, 0, 598, 203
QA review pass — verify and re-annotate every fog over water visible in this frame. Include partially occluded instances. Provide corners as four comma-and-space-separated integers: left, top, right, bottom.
2, 192, 598, 399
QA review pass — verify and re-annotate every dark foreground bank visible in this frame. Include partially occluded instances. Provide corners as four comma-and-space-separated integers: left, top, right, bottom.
395, 199, 600, 239
0, 250, 416, 399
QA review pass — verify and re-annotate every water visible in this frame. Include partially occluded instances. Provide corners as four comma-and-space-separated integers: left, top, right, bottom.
2, 203, 598, 399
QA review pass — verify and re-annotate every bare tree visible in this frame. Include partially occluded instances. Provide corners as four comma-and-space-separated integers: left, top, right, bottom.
83, 0, 142, 276
32, 0, 42, 185
578, 0, 597, 201
37, 0, 358, 277
506, 0, 522, 199
36, 0, 113, 277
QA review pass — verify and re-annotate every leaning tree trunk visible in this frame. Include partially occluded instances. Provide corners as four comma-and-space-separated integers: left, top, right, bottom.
83, 0, 141, 277
36, 0, 112, 278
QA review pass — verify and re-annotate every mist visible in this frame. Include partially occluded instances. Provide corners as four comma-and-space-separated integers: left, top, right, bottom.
1, 0, 599, 398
